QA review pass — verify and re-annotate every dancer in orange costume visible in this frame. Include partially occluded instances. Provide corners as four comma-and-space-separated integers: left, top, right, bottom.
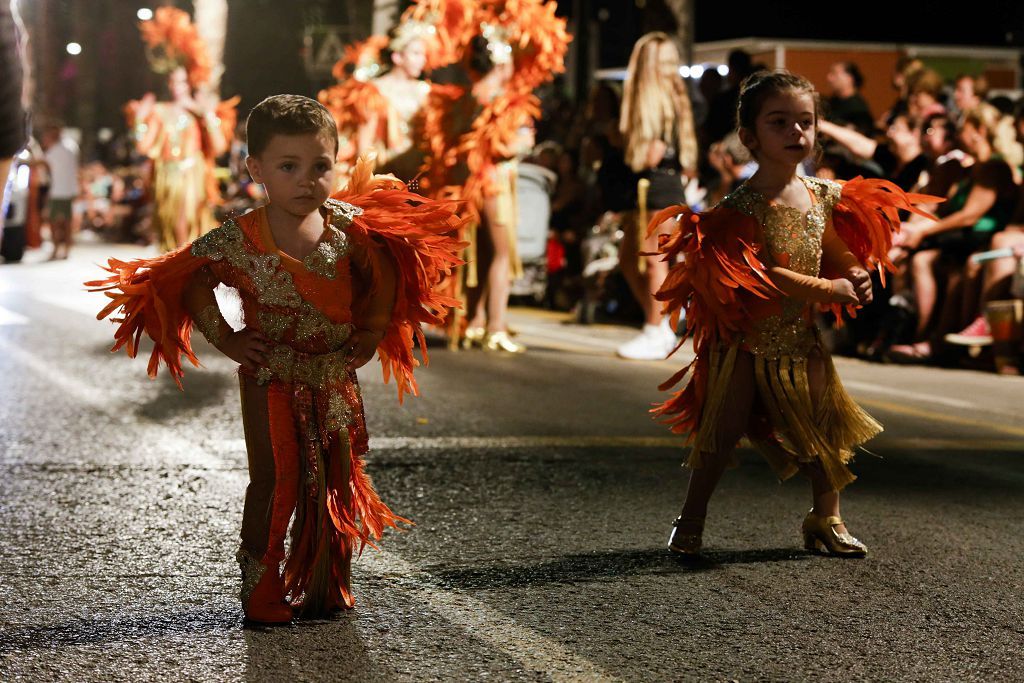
88, 96, 464, 623
318, 1, 472, 184
127, 7, 238, 252
419, 0, 570, 351
653, 72, 941, 558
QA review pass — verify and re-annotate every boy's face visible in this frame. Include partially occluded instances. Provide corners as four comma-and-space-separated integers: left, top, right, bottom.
246, 133, 337, 216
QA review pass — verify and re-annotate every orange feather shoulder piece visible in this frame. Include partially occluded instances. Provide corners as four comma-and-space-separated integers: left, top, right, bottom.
334, 158, 468, 402
832, 176, 942, 285
651, 204, 782, 353
85, 244, 210, 388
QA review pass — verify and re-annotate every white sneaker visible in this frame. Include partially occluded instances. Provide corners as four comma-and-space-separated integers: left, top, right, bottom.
616, 321, 677, 360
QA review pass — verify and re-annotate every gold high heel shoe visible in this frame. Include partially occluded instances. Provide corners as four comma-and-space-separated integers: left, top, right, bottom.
802, 510, 867, 557
460, 326, 486, 350
668, 516, 704, 556
483, 330, 526, 353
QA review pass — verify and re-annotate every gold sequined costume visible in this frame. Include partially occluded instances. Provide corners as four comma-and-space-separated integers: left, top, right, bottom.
87, 162, 465, 616
652, 176, 939, 490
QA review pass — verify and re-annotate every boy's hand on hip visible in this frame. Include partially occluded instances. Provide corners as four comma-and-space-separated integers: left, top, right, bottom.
218, 328, 271, 370
345, 328, 384, 370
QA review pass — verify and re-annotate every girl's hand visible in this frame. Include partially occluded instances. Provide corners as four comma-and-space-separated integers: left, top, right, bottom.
846, 268, 873, 305
344, 328, 384, 370
218, 328, 271, 370
829, 278, 860, 304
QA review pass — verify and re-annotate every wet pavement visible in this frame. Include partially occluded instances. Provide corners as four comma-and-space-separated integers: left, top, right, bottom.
1, 243, 1023, 682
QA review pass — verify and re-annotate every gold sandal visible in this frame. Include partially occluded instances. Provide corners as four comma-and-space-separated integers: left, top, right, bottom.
802, 510, 867, 557
460, 326, 486, 350
668, 516, 704, 556
483, 330, 526, 353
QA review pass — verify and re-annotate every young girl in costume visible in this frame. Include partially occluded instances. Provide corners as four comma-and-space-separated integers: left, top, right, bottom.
88, 95, 464, 623
653, 71, 939, 557
616, 32, 698, 361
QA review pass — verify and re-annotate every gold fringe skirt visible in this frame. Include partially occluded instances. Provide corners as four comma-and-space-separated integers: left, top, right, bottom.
688, 340, 881, 491
152, 157, 215, 253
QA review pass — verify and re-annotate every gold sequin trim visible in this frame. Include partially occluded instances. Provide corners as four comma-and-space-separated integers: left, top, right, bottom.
255, 346, 351, 391
257, 309, 292, 342
192, 219, 302, 309
302, 226, 351, 280
295, 301, 355, 347
720, 177, 843, 359
324, 198, 363, 227
236, 546, 266, 606
196, 304, 226, 346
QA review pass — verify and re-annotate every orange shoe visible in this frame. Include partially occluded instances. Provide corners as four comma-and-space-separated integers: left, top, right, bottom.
237, 547, 293, 624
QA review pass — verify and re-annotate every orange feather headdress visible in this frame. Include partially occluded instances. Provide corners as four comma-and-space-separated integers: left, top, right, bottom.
138, 7, 212, 89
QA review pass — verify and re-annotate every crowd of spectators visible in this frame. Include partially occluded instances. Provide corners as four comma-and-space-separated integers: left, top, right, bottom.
9, 50, 1023, 373
529, 52, 1024, 374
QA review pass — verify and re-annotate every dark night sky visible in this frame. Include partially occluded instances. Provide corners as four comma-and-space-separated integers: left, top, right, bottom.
693, 0, 1024, 47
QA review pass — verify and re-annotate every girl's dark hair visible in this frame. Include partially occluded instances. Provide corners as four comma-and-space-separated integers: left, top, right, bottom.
735, 69, 821, 132
468, 35, 495, 76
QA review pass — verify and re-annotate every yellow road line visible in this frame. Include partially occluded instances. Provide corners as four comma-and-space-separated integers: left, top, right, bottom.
857, 397, 1024, 439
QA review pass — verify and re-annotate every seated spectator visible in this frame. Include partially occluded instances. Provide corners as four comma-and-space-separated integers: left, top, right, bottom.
826, 61, 874, 136
945, 195, 1024, 346
907, 68, 946, 123
819, 105, 928, 191
890, 104, 1020, 361
704, 131, 754, 207
876, 56, 924, 132
952, 74, 987, 122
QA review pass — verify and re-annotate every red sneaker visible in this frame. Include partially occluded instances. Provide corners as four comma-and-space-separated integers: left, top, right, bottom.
944, 316, 993, 346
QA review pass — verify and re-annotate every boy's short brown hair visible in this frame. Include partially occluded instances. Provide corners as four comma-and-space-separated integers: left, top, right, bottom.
246, 94, 338, 157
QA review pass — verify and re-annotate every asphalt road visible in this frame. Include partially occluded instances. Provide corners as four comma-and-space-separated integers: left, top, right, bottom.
1, 243, 1022, 682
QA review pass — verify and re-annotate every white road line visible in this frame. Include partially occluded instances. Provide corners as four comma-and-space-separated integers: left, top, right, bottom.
512, 321, 624, 352
206, 434, 1024, 455
843, 379, 978, 410
0, 305, 28, 325
362, 552, 622, 683
0, 336, 223, 469
206, 435, 683, 453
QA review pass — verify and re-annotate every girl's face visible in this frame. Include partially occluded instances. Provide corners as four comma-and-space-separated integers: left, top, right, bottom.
393, 39, 427, 79
168, 67, 191, 102
742, 90, 816, 165
656, 41, 680, 76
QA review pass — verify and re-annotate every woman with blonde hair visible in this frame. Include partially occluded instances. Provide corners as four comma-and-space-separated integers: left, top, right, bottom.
616, 32, 698, 360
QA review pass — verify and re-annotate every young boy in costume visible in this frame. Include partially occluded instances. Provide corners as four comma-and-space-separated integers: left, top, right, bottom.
89, 95, 464, 623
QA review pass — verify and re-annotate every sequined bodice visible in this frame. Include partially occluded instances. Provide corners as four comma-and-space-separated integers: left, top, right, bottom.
719, 176, 842, 358
190, 200, 362, 357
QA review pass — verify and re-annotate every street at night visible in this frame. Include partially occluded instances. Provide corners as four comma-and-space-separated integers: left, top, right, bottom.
1, 245, 1022, 681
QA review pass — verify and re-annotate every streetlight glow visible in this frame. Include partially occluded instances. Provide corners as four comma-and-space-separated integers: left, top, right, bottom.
137, 8, 153, 21
690, 64, 705, 79
66, 42, 82, 56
